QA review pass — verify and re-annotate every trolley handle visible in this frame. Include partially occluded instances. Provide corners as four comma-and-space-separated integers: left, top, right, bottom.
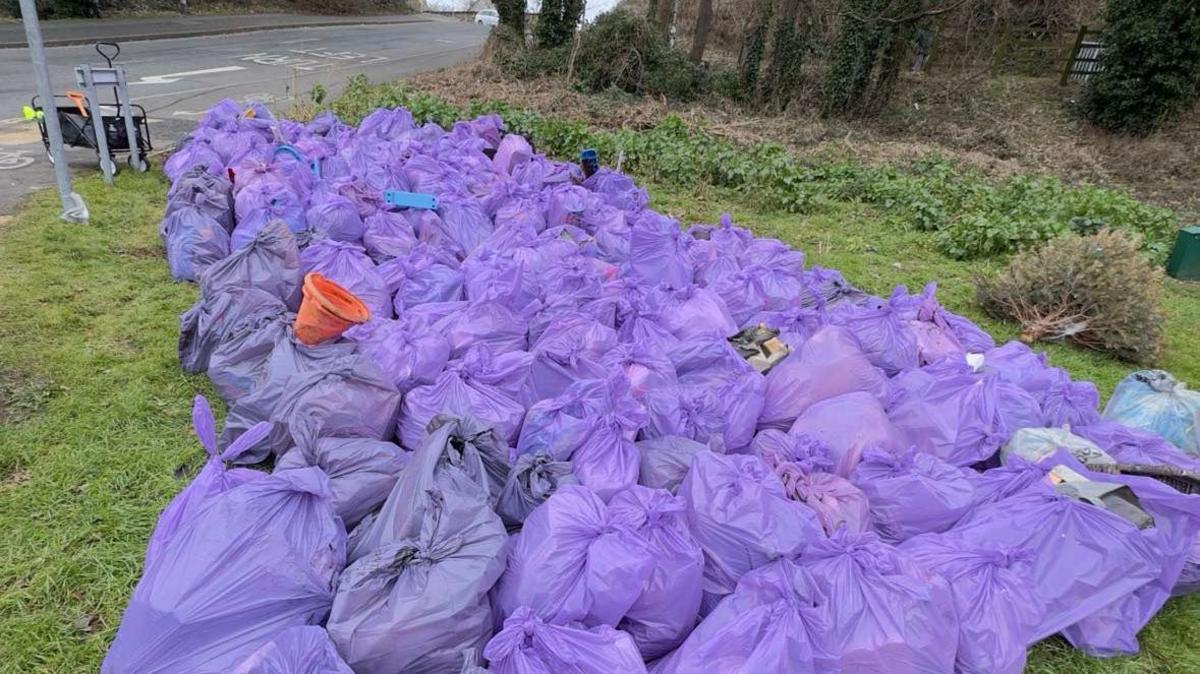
96, 42, 120, 67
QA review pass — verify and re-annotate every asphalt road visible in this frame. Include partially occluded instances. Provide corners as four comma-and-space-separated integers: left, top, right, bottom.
0, 18, 490, 214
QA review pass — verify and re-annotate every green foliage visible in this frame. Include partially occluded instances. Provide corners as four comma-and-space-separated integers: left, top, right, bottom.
978, 229, 1166, 363
1082, 0, 1200, 135
330, 76, 1180, 263
534, 0, 584, 48
572, 10, 708, 101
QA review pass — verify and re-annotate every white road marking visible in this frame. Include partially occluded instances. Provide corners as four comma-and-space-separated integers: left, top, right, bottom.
170, 110, 204, 118
0, 149, 35, 170
130, 66, 247, 85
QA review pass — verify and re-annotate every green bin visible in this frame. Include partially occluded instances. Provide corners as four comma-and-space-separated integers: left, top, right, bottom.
1166, 226, 1200, 281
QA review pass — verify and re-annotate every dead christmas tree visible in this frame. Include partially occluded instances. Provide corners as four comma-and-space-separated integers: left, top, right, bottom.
977, 228, 1166, 363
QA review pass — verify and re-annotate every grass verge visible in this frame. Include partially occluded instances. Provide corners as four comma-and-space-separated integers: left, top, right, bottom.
0, 165, 1196, 672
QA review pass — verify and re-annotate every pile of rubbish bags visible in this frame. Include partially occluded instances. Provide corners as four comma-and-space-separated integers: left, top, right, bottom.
110, 98, 1200, 673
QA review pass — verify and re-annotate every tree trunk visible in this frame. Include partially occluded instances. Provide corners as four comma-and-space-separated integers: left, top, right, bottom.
690, 0, 714, 62
654, 0, 674, 36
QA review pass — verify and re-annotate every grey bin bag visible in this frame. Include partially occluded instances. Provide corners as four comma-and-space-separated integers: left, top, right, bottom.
276, 419, 411, 528
224, 352, 400, 464
207, 305, 293, 404
328, 416, 507, 674
497, 452, 578, 530
214, 321, 351, 424
347, 414, 502, 563
179, 287, 287, 373
200, 219, 303, 311
167, 165, 234, 232
637, 435, 723, 493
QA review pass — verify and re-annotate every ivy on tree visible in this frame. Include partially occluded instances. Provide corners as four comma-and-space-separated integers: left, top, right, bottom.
1081, 0, 1200, 135
535, 0, 585, 48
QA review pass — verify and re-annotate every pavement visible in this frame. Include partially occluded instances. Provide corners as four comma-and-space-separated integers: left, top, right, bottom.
0, 15, 490, 214
0, 12, 429, 48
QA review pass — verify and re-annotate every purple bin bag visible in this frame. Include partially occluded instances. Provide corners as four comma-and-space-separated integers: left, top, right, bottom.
828, 287, 920, 375
496, 452, 578, 530
852, 447, 975, 544
327, 416, 507, 674
713, 264, 808, 326
164, 137, 223, 183
342, 317, 451, 393
143, 396, 267, 569
200, 218, 302, 310
429, 300, 529, 358
610, 485, 705, 659
518, 381, 597, 460
754, 430, 870, 535
566, 375, 647, 501
887, 365, 1014, 467
306, 185, 364, 244
483, 607, 647, 674
688, 213, 753, 254
492, 484, 657, 627
628, 211, 693, 290
637, 435, 720, 494
361, 209, 418, 263
900, 536, 1042, 674
179, 286, 287, 374
583, 167, 649, 213
523, 312, 617, 404
380, 243, 465, 311
435, 193, 494, 259
680, 451, 824, 614
230, 626, 353, 674
644, 371, 765, 453
746, 305, 828, 350
788, 391, 905, 477
797, 529, 958, 674
1075, 420, 1200, 471
232, 180, 308, 249
601, 340, 678, 400
300, 239, 391, 320
275, 423, 410, 528
657, 285, 738, 340
966, 455, 1049, 509
978, 341, 1100, 426
101, 467, 345, 674
398, 345, 531, 449
777, 467, 870, 536
651, 557, 840, 674
948, 485, 1161, 643
492, 134, 533, 175
760, 325, 890, 431
162, 204, 231, 282
1043, 450, 1200, 656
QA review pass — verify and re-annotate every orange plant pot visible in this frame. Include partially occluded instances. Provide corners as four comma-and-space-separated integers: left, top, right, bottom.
294, 272, 370, 345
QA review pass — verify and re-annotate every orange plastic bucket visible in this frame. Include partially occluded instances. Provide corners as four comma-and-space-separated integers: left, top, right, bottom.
294, 272, 370, 345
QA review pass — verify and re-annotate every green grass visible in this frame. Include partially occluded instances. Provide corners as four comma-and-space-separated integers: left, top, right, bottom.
0, 167, 1198, 672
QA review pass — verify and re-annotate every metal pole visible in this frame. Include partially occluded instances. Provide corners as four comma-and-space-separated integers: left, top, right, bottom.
19, 0, 88, 223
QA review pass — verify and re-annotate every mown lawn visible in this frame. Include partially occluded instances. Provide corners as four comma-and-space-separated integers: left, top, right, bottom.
0, 168, 1197, 672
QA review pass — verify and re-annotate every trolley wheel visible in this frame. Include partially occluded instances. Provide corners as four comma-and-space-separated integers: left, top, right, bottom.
101, 155, 119, 176
45, 148, 55, 166
129, 155, 149, 173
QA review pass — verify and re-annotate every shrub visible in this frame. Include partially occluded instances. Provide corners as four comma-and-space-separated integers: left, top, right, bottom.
976, 229, 1166, 363
1081, 0, 1200, 135
573, 10, 708, 101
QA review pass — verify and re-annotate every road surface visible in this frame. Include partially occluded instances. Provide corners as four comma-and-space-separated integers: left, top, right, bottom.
0, 18, 490, 213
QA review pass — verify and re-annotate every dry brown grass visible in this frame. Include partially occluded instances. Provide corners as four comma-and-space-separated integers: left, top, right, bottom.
406, 59, 1199, 214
